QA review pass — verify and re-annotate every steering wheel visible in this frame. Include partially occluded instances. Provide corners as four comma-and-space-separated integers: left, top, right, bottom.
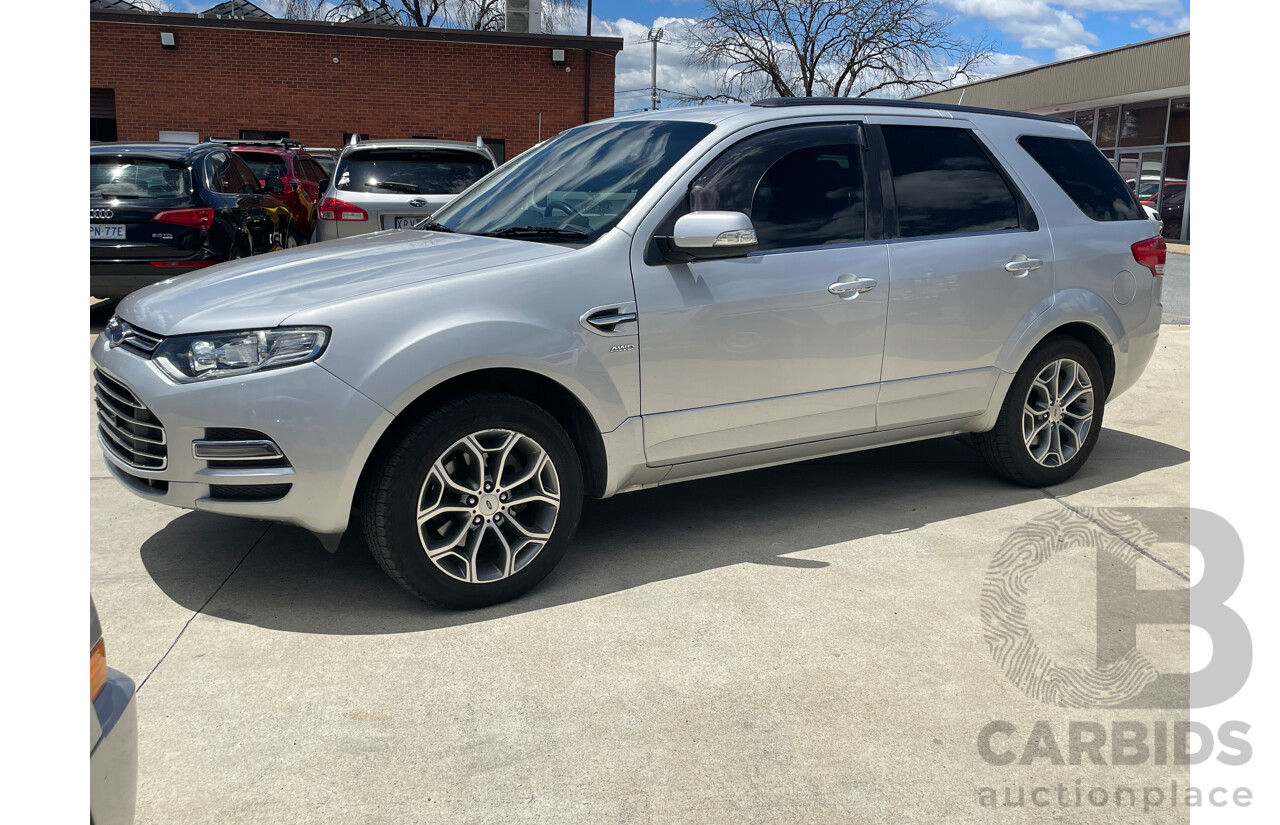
544, 200, 578, 218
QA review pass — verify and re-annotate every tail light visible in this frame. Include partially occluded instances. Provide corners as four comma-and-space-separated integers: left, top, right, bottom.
1131, 235, 1166, 277
153, 207, 215, 231
319, 197, 368, 221
91, 638, 107, 701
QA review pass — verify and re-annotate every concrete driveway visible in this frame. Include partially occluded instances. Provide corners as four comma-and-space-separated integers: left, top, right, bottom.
90, 318, 1191, 824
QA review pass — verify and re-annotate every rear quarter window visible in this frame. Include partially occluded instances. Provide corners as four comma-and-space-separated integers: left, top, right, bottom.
1017, 135, 1144, 222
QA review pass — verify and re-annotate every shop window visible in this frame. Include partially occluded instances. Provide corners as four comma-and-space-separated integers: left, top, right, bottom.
1167, 97, 1190, 143
1119, 100, 1169, 147
1096, 107, 1118, 148
1073, 109, 1095, 141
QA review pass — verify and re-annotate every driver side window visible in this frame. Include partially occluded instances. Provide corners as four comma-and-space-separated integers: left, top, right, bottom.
684, 124, 867, 252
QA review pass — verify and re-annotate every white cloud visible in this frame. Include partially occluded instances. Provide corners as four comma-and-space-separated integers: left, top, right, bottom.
942, 0, 1098, 51
1054, 43, 1092, 59
590, 15, 731, 114
1133, 14, 1190, 36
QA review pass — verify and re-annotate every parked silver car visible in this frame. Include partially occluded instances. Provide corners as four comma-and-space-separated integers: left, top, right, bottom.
92, 99, 1164, 608
91, 598, 137, 825
314, 137, 496, 240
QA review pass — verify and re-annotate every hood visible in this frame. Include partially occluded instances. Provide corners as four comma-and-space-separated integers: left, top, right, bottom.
117, 229, 571, 335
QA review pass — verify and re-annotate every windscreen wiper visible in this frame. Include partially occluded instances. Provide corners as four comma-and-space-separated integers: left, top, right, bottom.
478, 226, 589, 241
367, 181, 421, 193
415, 220, 454, 233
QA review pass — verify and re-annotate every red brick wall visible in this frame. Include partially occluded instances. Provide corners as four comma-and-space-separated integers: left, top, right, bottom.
90, 21, 616, 156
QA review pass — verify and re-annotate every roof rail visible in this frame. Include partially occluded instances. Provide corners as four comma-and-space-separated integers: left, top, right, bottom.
206, 136, 305, 149
750, 97, 1071, 124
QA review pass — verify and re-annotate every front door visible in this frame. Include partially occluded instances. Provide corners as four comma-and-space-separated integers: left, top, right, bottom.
632, 123, 890, 465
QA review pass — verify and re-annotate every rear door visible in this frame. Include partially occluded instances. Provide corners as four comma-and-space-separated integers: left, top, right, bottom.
871, 119, 1054, 430
207, 153, 283, 253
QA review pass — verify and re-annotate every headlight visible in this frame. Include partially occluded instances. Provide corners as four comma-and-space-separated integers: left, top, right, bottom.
153, 327, 329, 383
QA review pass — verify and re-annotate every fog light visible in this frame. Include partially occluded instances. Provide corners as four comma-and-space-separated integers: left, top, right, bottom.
192, 439, 284, 460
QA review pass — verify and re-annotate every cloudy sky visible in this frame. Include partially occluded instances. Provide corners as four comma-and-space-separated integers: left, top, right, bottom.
173, 1, 1190, 115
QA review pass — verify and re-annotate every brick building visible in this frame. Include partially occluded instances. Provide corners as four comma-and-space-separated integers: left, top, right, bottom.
89, 6, 623, 163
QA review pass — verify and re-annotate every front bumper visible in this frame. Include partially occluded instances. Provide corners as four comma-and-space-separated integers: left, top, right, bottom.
91, 332, 394, 535
90, 668, 137, 825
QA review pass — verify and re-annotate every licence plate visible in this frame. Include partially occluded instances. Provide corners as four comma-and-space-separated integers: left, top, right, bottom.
394, 216, 425, 229
91, 224, 126, 240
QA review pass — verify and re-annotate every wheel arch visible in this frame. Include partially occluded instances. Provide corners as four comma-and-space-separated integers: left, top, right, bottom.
353, 367, 609, 511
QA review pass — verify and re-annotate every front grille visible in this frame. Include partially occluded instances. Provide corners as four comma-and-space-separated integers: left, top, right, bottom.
120, 325, 162, 357
94, 369, 167, 470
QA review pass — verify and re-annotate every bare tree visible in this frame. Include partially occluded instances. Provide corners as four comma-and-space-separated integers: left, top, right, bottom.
328, 0, 450, 26
280, 0, 330, 18
685, 0, 992, 100
455, 0, 504, 30
129, 0, 175, 11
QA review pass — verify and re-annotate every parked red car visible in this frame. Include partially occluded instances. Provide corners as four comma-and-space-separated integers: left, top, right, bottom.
215, 138, 328, 242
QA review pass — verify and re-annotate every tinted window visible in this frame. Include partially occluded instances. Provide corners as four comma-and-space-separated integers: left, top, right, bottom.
208, 153, 256, 193
226, 156, 260, 193
237, 151, 289, 182
690, 125, 866, 251
1018, 135, 1145, 222
335, 149, 493, 195
90, 157, 191, 199
881, 126, 1020, 238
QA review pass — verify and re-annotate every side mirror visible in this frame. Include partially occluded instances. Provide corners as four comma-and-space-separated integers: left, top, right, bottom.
317, 178, 330, 195
264, 177, 286, 195
671, 211, 758, 258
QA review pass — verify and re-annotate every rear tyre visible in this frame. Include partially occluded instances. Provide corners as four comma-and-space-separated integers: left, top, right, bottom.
361, 393, 584, 609
975, 335, 1105, 487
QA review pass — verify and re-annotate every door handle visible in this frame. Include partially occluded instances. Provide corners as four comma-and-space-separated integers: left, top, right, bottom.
828, 276, 878, 297
580, 303, 637, 336
1004, 255, 1044, 275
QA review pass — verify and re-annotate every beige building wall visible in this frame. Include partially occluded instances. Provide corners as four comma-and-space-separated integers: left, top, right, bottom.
914, 32, 1188, 115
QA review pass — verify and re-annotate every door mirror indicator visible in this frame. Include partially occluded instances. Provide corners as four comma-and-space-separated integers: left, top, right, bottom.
670, 212, 758, 258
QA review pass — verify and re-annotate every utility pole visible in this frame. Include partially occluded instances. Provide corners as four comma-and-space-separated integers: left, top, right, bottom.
646, 28, 665, 111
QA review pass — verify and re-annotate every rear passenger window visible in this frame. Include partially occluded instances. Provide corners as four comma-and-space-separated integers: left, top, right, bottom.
1018, 135, 1145, 222
689, 124, 866, 251
882, 125, 1021, 238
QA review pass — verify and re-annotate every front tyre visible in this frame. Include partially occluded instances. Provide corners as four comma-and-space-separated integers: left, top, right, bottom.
361, 393, 584, 608
975, 335, 1105, 486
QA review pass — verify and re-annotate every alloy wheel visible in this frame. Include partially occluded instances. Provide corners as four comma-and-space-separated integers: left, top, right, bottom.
415, 428, 561, 583
1022, 358, 1095, 467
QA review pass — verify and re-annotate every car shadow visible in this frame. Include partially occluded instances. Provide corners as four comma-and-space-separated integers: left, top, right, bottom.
137, 428, 1188, 635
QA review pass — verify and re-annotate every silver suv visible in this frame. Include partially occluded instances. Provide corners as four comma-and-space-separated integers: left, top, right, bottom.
92, 99, 1164, 608
314, 137, 496, 240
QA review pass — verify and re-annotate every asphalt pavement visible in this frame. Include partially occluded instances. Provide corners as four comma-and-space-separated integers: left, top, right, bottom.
90, 322, 1192, 824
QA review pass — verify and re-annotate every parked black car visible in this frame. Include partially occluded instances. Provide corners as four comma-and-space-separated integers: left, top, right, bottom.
91, 142, 297, 299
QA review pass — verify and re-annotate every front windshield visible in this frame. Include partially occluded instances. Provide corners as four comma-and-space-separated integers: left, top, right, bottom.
429, 120, 715, 242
